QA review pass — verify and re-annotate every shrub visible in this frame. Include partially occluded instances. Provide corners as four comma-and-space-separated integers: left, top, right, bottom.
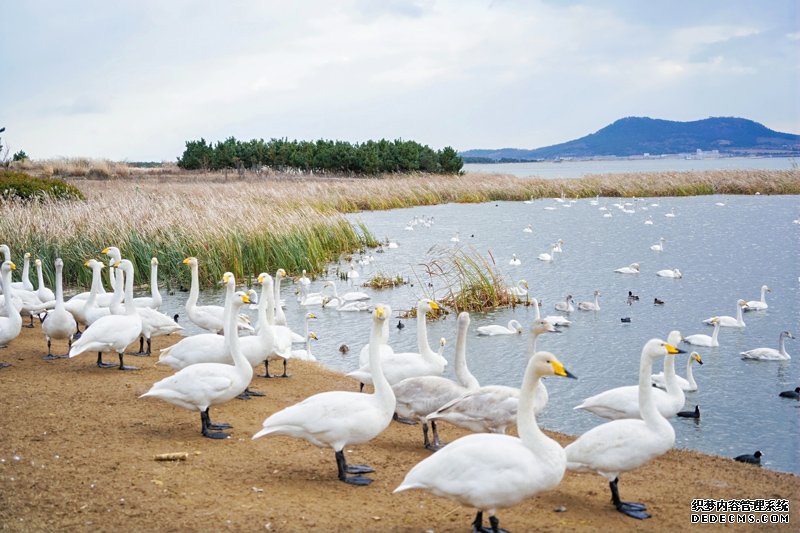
0, 170, 85, 201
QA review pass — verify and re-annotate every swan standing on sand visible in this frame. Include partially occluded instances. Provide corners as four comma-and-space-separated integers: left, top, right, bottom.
69, 260, 143, 370
650, 237, 665, 251
744, 285, 771, 311
615, 263, 640, 274
565, 339, 684, 520
0, 261, 22, 347
574, 332, 687, 420
141, 290, 253, 438
554, 295, 574, 313
530, 297, 571, 327
652, 351, 703, 391
253, 305, 395, 485
703, 299, 746, 327
394, 350, 576, 533
477, 319, 523, 336
577, 290, 601, 311
740, 331, 793, 361
684, 317, 721, 347
41, 258, 77, 359
393, 312, 479, 450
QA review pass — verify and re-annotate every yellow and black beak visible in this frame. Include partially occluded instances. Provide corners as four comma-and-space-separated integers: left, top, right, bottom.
430, 301, 440, 310
9, 262, 16, 271
375, 306, 386, 319
665, 343, 685, 355
101, 247, 110, 254
693, 352, 704, 365
257, 274, 266, 283
551, 360, 578, 379
182, 257, 191, 265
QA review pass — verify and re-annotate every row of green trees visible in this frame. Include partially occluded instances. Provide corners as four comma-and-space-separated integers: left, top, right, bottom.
177, 137, 463, 174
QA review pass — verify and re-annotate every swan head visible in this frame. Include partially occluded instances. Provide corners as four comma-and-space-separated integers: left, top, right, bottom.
35, 258, 42, 267
222, 272, 235, 287
233, 290, 250, 308
737, 299, 747, 307
85, 259, 104, 269
373, 304, 389, 322
418, 299, 440, 313
674, 269, 682, 277
116, 259, 134, 274
257, 272, 272, 285
631, 263, 640, 270
182, 257, 197, 267
530, 351, 577, 379
709, 316, 720, 324
276, 268, 286, 279
510, 319, 523, 333
306, 312, 317, 320
1, 261, 15, 273
763, 285, 771, 292
23, 252, 31, 260
151, 257, 159, 266
101, 247, 121, 261
55, 258, 64, 269
457, 311, 470, 328
439, 337, 446, 349
782, 331, 795, 340
691, 352, 704, 365
667, 330, 683, 346
593, 289, 601, 296
532, 319, 558, 335
644, 338, 685, 362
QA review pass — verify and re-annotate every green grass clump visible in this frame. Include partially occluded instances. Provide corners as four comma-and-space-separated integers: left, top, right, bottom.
0, 170, 85, 201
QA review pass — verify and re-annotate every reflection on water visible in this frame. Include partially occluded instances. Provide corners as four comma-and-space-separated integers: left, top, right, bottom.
158, 194, 800, 474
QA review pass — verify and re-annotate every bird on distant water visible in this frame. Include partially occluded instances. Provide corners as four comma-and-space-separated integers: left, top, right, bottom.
778, 387, 800, 399
654, 298, 665, 305
397, 320, 405, 330
627, 291, 639, 305
677, 405, 700, 419
734, 450, 762, 465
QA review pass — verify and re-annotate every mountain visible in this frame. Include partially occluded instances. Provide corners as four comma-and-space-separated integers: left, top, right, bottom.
460, 117, 800, 161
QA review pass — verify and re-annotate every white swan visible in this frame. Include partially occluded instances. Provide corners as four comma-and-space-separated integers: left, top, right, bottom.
69, 259, 143, 370
395, 350, 575, 533
132, 257, 162, 310
684, 317, 721, 347
509, 254, 521, 266
523, 224, 533, 233
740, 331, 794, 361
183, 257, 252, 334
10, 252, 34, 291
101, 246, 122, 292
615, 263, 640, 274
565, 338, 683, 519
272, 269, 301, 344
656, 268, 682, 278
141, 290, 253, 438
477, 319, 523, 336
33, 259, 55, 303
253, 305, 395, 485
357, 315, 395, 368
347, 299, 445, 386
450, 232, 460, 243
507, 280, 529, 298
577, 290, 601, 311
702, 299, 746, 327
346, 264, 360, 282
530, 297, 571, 327
554, 295, 574, 313
538, 244, 557, 262
324, 280, 371, 303
644, 216, 654, 225
575, 331, 686, 420
0, 261, 22, 347
84, 265, 124, 326
132, 299, 182, 357
41, 258, 77, 359
652, 351, 703, 391
426, 320, 559, 434
393, 312, 479, 450
552, 239, 564, 253
323, 296, 372, 312
744, 285, 770, 312
650, 237, 666, 252
297, 283, 325, 306
290, 312, 318, 361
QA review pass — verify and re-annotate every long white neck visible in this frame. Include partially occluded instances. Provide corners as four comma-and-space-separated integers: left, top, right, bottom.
107, 261, 116, 291
149, 262, 161, 307
711, 321, 720, 344
779, 333, 788, 356
36, 262, 45, 291
416, 304, 434, 358
735, 304, 744, 326
530, 330, 541, 354
54, 263, 65, 312
329, 283, 339, 299
226, 299, 251, 382
274, 272, 287, 325
760, 287, 768, 304
110, 268, 125, 311
686, 356, 697, 389
662, 352, 683, 402
2, 268, 15, 317
368, 317, 395, 409
531, 298, 541, 320
262, 277, 276, 325
639, 350, 670, 430
87, 265, 104, 305
594, 293, 600, 309
122, 267, 137, 316
21, 256, 30, 287
454, 319, 479, 389
186, 263, 199, 310
517, 359, 558, 460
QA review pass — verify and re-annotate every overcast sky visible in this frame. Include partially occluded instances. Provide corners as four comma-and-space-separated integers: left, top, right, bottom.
1, 0, 798, 161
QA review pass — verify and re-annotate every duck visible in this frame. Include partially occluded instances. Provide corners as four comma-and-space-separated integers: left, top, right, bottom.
702, 299, 746, 327
740, 331, 793, 361
477, 319, 523, 336
677, 405, 700, 419
253, 306, 395, 485
69, 259, 143, 370
426, 320, 559, 435
654, 298, 665, 305
684, 318, 721, 348
33, 258, 55, 303
743, 285, 770, 311
132, 257, 163, 310
393, 313, 479, 450
577, 290, 601, 311
41, 258, 77, 359
565, 338, 683, 519
0, 261, 23, 347
650, 237, 666, 252
734, 450, 762, 465
554, 295, 574, 313
509, 254, 521, 266
141, 290, 253, 438
347, 299, 445, 387
530, 297, 571, 327
182, 257, 252, 334
656, 268, 682, 278
394, 350, 576, 533
652, 351, 703, 391
574, 331, 687, 420
626, 291, 639, 305
615, 263, 640, 274
778, 387, 800, 399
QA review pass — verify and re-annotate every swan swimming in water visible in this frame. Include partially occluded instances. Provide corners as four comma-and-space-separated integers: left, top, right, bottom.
566, 338, 683, 519
684, 318, 721, 347
394, 350, 576, 533
530, 297, 571, 327
477, 319, 523, 336
523, 224, 533, 233
650, 237, 665, 252
509, 254, 521, 266
651, 351, 703, 391
703, 299, 746, 327
656, 268, 682, 278
507, 280, 529, 298
554, 295, 574, 313
740, 331, 793, 361
743, 285, 770, 311
577, 290, 601, 311
615, 263, 640, 274
538, 244, 557, 262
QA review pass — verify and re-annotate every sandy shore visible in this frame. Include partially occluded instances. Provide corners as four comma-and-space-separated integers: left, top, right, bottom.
1, 325, 797, 532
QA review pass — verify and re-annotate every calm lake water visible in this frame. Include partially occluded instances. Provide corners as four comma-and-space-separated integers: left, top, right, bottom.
463, 156, 798, 179
158, 193, 800, 475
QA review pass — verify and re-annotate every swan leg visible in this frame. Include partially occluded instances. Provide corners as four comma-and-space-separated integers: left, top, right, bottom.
258, 360, 273, 378
0, 362, 11, 369
335, 450, 372, 485
117, 353, 139, 371
96, 352, 116, 368
24, 314, 35, 328
278, 359, 290, 378
430, 420, 446, 450
129, 336, 151, 357
244, 387, 265, 397
393, 412, 418, 425
43, 339, 59, 360
200, 410, 230, 439
422, 422, 432, 448
204, 408, 232, 430
610, 478, 650, 519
